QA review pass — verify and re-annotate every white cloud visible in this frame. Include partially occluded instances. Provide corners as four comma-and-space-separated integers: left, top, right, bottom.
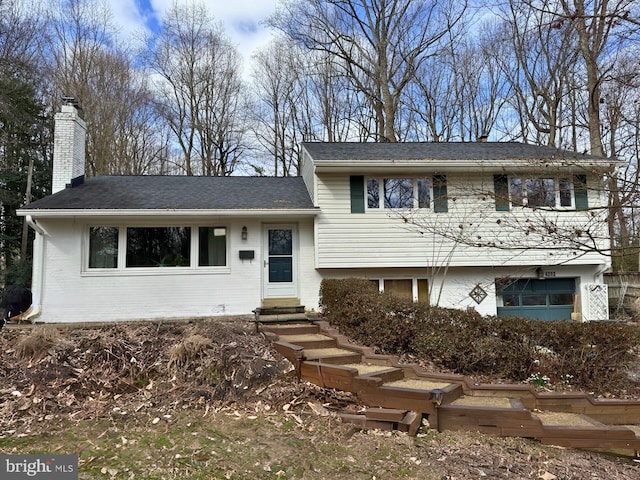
108, 0, 155, 47
127, 0, 279, 75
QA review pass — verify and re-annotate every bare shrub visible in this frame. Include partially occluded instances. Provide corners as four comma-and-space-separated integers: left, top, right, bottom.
320, 278, 640, 396
168, 334, 212, 367
16, 326, 60, 360
628, 297, 640, 322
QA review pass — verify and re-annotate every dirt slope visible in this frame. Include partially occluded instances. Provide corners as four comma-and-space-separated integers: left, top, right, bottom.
1, 317, 638, 479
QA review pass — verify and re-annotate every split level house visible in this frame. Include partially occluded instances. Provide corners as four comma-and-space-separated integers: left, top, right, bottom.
17, 104, 620, 324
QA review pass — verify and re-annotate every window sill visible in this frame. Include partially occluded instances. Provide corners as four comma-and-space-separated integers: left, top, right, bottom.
81, 267, 231, 277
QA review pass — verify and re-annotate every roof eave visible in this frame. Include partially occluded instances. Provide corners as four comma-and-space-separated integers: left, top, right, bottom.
17, 208, 320, 218
312, 158, 622, 173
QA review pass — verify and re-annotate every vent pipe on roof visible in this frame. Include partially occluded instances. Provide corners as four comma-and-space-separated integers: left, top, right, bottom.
52, 98, 86, 194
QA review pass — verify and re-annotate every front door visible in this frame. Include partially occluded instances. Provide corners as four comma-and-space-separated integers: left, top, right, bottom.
263, 225, 298, 299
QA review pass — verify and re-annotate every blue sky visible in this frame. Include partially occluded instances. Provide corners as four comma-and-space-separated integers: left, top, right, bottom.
109, 0, 278, 74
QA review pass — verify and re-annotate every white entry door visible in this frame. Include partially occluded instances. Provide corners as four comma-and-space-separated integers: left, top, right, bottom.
263, 224, 298, 299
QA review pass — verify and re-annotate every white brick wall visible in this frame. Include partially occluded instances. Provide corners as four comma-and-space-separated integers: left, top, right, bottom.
52, 105, 86, 194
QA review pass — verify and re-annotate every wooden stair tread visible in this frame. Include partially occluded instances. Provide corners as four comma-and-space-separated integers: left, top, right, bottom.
365, 408, 407, 422
533, 411, 607, 427
303, 347, 360, 359
450, 396, 516, 409
256, 302, 304, 312
279, 333, 334, 342
341, 363, 397, 375
384, 378, 453, 391
256, 313, 308, 322
261, 323, 318, 335
340, 408, 424, 436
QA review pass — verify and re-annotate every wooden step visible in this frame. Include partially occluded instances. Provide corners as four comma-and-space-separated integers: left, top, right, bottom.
299, 362, 359, 391
341, 363, 405, 383
278, 333, 337, 349
302, 347, 362, 364
261, 322, 318, 336
256, 313, 308, 323
360, 383, 460, 417
255, 305, 305, 315
533, 412, 640, 452
438, 399, 544, 437
536, 416, 640, 452
339, 408, 424, 436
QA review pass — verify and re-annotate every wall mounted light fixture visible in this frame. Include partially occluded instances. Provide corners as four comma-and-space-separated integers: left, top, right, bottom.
535, 267, 544, 280
241, 226, 248, 241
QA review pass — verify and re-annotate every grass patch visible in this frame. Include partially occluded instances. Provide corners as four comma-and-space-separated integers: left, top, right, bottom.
0, 409, 430, 480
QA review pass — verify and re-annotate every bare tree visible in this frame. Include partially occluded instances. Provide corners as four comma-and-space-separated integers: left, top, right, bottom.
491, 3, 579, 147
271, 0, 468, 142
149, 2, 247, 176
403, 52, 459, 142
305, 50, 370, 142
524, 0, 640, 156
599, 53, 640, 270
251, 36, 307, 176
46, 0, 167, 176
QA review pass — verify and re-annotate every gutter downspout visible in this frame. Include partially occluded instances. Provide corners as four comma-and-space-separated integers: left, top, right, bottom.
24, 215, 46, 321
26, 215, 47, 236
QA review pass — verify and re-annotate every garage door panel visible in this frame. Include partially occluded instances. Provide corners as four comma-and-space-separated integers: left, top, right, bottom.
497, 278, 575, 321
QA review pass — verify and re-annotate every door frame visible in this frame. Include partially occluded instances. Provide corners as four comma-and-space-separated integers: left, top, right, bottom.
262, 223, 299, 300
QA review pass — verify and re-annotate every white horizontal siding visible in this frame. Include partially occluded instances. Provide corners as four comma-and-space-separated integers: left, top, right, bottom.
315, 173, 610, 269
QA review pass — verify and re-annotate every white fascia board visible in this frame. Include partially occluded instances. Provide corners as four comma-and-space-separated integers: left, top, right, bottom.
17, 208, 320, 218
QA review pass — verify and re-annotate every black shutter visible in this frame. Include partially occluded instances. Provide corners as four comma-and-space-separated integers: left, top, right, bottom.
350, 176, 365, 213
573, 174, 588, 210
433, 175, 448, 213
493, 175, 510, 211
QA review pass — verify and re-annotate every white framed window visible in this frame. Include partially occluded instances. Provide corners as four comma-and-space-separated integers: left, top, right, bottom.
366, 176, 445, 211
502, 175, 587, 210
85, 224, 228, 272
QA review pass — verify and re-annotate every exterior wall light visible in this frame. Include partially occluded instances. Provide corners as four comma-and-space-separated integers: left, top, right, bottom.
535, 267, 545, 280
241, 226, 248, 241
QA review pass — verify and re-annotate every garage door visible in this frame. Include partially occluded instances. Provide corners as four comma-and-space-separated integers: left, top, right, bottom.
496, 278, 575, 321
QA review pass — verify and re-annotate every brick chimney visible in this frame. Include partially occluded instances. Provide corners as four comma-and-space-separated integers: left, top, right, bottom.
52, 98, 86, 194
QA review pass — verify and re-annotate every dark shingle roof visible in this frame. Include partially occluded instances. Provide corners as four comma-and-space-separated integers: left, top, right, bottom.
24, 176, 315, 211
302, 142, 607, 161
